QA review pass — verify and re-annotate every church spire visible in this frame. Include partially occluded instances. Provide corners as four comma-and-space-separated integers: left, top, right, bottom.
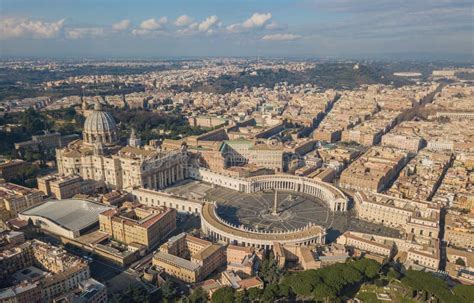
128, 128, 141, 148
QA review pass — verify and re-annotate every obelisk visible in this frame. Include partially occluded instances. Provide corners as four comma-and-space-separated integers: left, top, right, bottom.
272, 189, 278, 215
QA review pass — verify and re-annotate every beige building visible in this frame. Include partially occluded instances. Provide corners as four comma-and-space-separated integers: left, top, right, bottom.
338, 231, 440, 271
406, 240, 440, 271
0, 240, 92, 303
226, 245, 255, 275
444, 212, 474, 250
152, 251, 201, 283
381, 134, 423, 152
226, 245, 254, 264
132, 188, 203, 214
386, 150, 452, 202
445, 247, 474, 284
339, 146, 409, 192
337, 231, 395, 260
99, 204, 176, 250
153, 233, 225, 283
188, 116, 227, 128
0, 159, 29, 182
56, 101, 189, 191
354, 191, 440, 239
37, 174, 105, 199
221, 139, 284, 172
0, 181, 43, 220
220, 270, 264, 291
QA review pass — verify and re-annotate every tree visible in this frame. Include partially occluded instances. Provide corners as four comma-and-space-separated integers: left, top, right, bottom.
234, 290, 248, 303
111, 284, 150, 303
364, 262, 380, 280
455, 258, 466, 266
247, 287, 262, 301
374, 279, 388, 287
258, 251, 284, 284
312, 283, 337, 303
453, 284, 474, 303
281, 274, 314, 298
188, 287, 208, 303
401, 270, 457, 302
262, 284, 279, 302
277, 282, 290, 298
349, 258, 380, 280
386, 268, 401, 280
21, 108, 51, 134
211, 287, 234, 303
161, 280, 177, 300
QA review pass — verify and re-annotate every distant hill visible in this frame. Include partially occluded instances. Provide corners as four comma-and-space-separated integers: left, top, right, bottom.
191, 62, 413, 94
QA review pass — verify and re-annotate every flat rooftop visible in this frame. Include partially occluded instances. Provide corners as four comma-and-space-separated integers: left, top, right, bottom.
154, 251, 201, 272
12, 266, 47, 283
21, 199, 112, 233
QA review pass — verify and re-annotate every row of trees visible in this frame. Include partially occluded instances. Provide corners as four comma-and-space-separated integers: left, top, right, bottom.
109, 108, 207, 142
108, 281, 178, 303
1, 106, 206, 157
278, 258, 380, 301
207, 262, 474, 303
102, 251, 472, 303
401, 270, 473, 303
202, 258, 382, 303
0, 107, 82, 156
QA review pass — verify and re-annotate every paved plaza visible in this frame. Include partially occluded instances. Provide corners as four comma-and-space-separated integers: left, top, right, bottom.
166, 180, 401, 242
208, 187, 332, 232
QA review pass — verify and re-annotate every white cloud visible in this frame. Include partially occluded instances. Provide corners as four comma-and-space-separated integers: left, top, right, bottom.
226, 23, 242, 33
261, 33, 302, 41
140, 18, 162, 30
0, 18, 64, 39
225, 13, 273, 33
159, 17, 168, 24
175, 15, 193, 27
139, 17, 167, 30
265, 21, 286, 31
198, 15, 219, 32
188, 23, 199, 30
177, 22, 199, 35
132, 29, 150, 36
243, 13, 272, 29
66, 27, 105, 40
112, 19, 131, 31
133, 17, 168, 36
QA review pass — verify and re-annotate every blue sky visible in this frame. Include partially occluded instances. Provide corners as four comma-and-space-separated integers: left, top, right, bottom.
1, 0, 472, 59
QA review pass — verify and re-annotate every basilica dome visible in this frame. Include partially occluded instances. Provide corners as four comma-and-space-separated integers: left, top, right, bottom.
83, 102, 118, 145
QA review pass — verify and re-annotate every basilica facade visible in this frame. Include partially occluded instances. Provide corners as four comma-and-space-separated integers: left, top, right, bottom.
56, 101, 188, 191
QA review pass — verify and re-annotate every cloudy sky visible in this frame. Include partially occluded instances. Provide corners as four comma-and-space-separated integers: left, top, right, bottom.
1, 0, 472, 59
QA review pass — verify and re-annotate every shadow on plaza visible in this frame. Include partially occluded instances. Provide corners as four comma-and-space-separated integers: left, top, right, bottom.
215, 204, 241, 226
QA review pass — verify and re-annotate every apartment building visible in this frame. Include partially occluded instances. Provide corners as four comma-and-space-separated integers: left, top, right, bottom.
354, 191, 440, 239
99, 204, 176, 250
0, 181, 43, 221
339, 147, 409, 192
153, 233, 225, 283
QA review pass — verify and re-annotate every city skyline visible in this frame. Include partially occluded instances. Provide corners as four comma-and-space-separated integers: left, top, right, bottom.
1, 0, 473, 60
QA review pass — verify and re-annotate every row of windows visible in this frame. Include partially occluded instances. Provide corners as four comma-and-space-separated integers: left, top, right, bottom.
139, 195, 200, 213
